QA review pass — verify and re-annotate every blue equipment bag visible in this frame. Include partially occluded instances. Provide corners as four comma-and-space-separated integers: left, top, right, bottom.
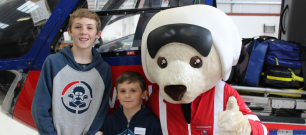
243, 40, 268, 86
234, 37, 270, 86
261, 39, 305, 89
265, 40, 301, 68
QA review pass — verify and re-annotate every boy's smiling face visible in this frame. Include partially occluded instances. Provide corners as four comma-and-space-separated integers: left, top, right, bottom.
117, 81, 147, 112
68, 17, 101, 50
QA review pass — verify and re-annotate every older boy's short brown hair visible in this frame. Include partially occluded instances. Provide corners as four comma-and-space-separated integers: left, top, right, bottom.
116, 71, 146, 92
68, 8, 101, 34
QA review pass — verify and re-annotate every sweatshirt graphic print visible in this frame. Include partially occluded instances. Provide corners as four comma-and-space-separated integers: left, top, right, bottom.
52, 66, 105, 134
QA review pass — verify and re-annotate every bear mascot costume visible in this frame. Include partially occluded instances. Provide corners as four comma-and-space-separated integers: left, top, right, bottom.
141, 5, 268, 135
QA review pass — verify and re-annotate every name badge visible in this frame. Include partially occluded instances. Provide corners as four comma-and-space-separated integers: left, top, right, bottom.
134, 127, 146, 135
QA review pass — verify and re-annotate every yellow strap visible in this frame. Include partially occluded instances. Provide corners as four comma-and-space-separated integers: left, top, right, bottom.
275, 58, 279, 65
265, 69, 304, 82
266, 75, 292, 81
288, 68, 304, 82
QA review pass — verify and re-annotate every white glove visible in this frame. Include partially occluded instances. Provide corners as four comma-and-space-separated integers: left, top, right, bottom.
217, 96, 252, 135
95, 131, 103, 135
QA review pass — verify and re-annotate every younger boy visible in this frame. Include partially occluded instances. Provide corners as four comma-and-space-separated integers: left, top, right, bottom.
103, 71, 162, 135
31, 8, 112, 135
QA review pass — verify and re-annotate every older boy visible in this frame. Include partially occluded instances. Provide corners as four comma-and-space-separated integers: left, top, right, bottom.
103, 71, 162, 135
31, 8, 112, 135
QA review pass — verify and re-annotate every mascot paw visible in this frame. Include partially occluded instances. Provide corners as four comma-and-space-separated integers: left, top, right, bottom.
95, 131, 103, 135
217, 96, 252, 135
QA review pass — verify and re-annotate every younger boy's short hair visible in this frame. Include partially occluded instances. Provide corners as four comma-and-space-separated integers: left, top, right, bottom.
68, 8, 101, 34
116, 71, 146, 92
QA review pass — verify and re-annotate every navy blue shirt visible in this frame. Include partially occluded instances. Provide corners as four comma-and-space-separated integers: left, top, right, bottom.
104, 106, 162, 135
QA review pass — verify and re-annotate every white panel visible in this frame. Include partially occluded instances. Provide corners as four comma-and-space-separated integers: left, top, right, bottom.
271, 99, 295, 109
217, 4, 232, 13
277, 130, 293, 135
217, 0, 281, 13
269, 5, 282, 13
296, 102, 306, 110
229, 15, 280, 38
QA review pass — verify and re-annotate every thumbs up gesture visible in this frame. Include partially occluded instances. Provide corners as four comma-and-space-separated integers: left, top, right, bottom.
217, 96, 252, 135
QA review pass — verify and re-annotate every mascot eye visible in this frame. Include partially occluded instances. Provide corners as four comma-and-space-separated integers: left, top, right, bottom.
157, 57, 167, 68
190, 56, 202, 68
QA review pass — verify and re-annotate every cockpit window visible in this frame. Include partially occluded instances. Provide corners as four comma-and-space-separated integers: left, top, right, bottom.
92, 0, 195, 52
0, 0, 52, 59
56, 0, 201, 53
97, 14, 139, 52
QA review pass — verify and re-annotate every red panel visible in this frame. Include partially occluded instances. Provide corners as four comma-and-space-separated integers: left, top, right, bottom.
263, 122, 306, 130
126, 51, 135, 55
24, 70, 41, 100
13, 70, 41, 129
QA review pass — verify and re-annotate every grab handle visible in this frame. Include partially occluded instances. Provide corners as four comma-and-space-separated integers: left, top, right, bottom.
280, 5, 288, 34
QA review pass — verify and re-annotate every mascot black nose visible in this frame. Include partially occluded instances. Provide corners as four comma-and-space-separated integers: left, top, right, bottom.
164, 85, 187, 101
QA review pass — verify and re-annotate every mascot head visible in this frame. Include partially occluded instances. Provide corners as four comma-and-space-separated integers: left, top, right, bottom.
141, 5, 241, 103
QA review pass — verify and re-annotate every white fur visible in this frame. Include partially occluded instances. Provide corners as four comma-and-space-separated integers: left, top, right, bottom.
146, 43, 222, 103
142, 4, 241, 82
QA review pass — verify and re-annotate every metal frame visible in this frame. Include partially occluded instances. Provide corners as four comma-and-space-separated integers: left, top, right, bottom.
1, 70, 21, 118
232, 85, 306, 95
